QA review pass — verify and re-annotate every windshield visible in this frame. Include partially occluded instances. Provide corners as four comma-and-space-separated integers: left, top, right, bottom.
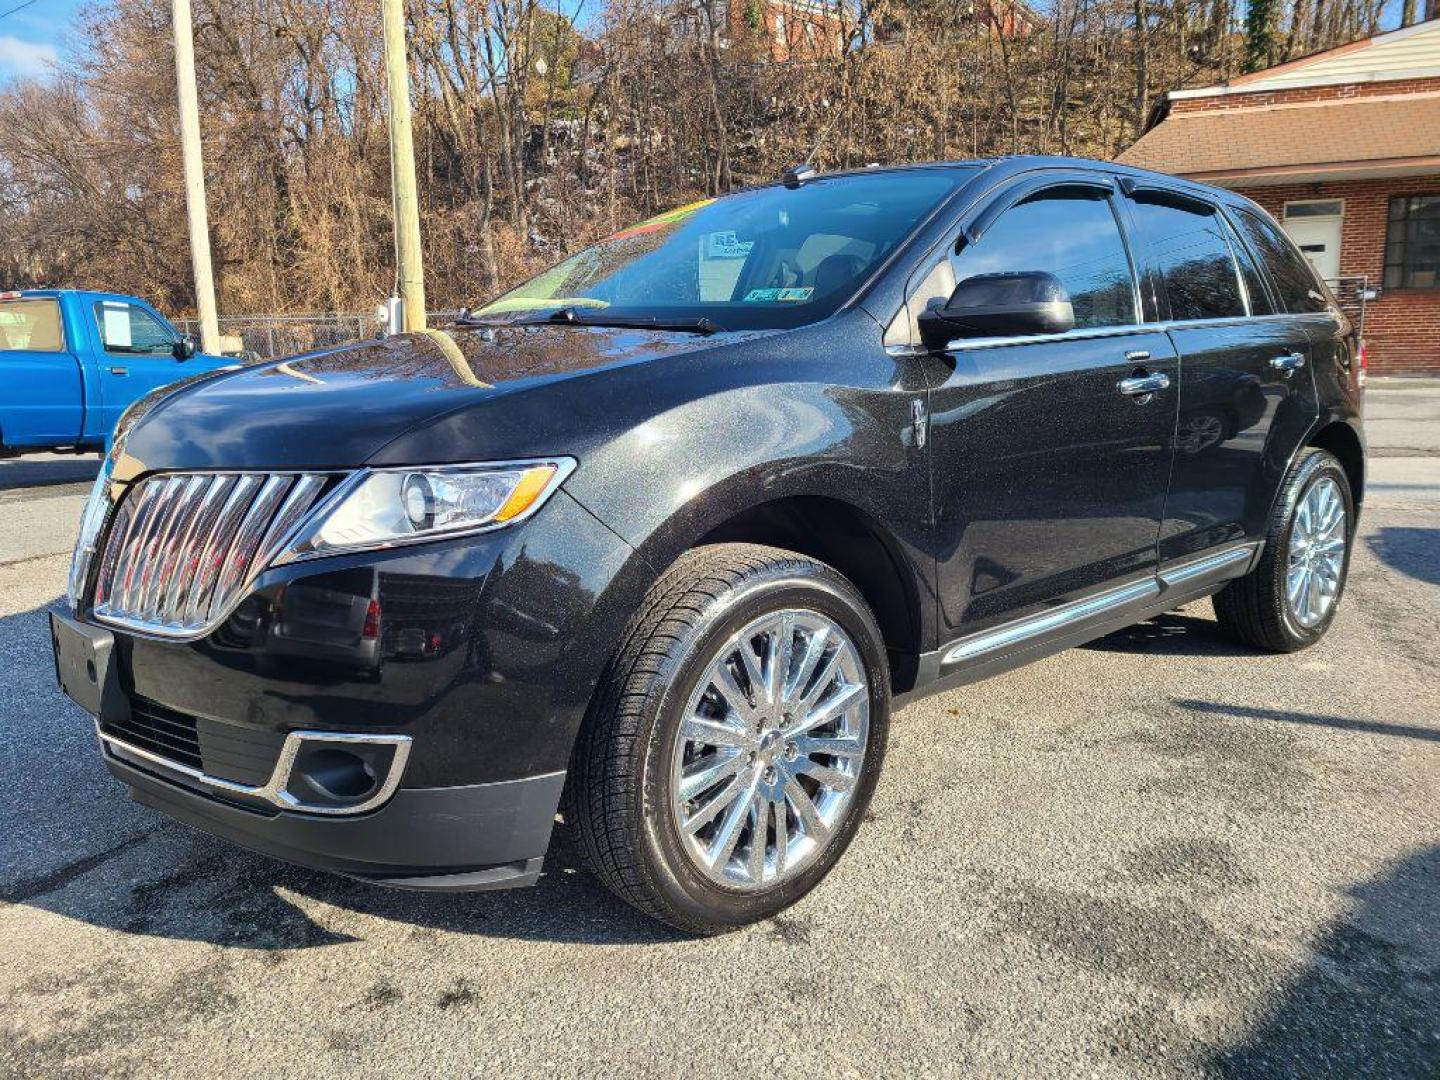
473, 170, 971, 331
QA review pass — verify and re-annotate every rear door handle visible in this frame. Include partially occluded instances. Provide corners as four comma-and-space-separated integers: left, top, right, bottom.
1118, 372, 1171, 396
1270, 352, 1307, 372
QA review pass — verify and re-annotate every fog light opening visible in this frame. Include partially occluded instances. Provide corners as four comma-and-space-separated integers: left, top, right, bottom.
296, 746, 379, 801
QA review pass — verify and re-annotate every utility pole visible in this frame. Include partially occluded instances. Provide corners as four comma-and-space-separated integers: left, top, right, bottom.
171, 0, 220, 355
381, 0, 426, 332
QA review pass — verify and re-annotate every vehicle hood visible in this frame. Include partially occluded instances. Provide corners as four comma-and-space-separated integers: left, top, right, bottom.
114, 324, 753, 477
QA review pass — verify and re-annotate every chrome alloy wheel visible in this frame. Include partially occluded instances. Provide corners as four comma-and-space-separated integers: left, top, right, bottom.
1286, 476, 1347, 628
670, 609, 869, 891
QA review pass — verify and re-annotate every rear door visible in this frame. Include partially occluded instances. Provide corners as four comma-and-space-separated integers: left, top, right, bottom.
0, 295, 84, 447
922, 179, 1179, 640
88, 297, 189, 433
1231, 205, 1357, 393
1119, 186, 1317, 562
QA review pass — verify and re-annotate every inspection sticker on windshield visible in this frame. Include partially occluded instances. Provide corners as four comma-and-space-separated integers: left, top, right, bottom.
743, 287, 813, 303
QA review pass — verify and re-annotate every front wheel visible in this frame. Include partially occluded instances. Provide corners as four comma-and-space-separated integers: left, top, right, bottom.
1214, 447, 1354, 652
570, 543, 890, 933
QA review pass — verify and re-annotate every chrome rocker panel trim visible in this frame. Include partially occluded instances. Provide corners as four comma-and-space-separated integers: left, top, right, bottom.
1157, 543, 1259, 589
97, 723, 412, 817
896, 542, 1263, 708
943, 576, 1160, 666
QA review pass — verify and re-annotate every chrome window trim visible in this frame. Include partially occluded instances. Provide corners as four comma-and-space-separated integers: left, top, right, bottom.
942, 576, 1160, 666
939, 312, 1313, 353
97, 722, 412, 816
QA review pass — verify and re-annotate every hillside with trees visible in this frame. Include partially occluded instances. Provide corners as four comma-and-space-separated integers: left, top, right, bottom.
0, 0, 1412, 316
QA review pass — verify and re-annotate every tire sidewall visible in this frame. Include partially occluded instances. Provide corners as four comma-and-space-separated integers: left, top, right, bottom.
1276, 451, 1354, 646
634, 566, 890, 930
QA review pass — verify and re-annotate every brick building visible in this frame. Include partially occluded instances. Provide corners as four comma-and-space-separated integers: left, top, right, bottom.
1119, 19, 1440, 375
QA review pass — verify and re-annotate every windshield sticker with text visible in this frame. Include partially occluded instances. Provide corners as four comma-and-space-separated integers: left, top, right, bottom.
743, 287, 814, 303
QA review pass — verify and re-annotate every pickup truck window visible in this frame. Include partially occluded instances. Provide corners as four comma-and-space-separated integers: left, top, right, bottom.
0, 299, 65, 352
93, 301, 175, 355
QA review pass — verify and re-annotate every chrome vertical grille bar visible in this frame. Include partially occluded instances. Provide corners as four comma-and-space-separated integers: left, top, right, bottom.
109, 481, 162, 613
121, 478, 184, 613
91, 470, 333, 639
205, 475, 292, 622
91, 504, 130, 610
181, 474, 261, 624
139, 474, 210, 619
159, 474, 227, 618
252, 474, 328, 572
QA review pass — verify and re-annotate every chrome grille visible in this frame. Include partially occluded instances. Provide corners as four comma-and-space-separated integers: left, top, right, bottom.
92, 471, 330, 638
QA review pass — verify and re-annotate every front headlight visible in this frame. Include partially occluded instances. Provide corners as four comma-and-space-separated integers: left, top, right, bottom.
67, 462, 115, 614
273, 458, 576, 563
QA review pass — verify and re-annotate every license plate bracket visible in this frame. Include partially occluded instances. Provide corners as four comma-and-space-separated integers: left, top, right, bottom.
50, 610, 127, 722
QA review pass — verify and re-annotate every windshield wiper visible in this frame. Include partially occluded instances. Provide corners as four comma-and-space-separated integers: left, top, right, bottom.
455, 306, 726, 336
552, 308, 726, 335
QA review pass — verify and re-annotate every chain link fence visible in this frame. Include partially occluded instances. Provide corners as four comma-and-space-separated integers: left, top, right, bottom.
177, 311, 461, 361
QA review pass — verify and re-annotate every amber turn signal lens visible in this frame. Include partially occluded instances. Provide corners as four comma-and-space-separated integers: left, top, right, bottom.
493, 465, 558, 522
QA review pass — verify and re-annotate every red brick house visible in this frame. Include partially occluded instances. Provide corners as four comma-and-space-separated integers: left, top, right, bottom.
1119, 18, 1440, 375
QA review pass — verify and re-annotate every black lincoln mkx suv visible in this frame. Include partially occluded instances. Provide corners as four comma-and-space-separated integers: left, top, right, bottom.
53, 157, 1365, 933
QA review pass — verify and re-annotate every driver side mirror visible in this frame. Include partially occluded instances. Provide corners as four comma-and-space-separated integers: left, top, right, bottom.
173, 335, 197, 360
917, 271, 1075, 349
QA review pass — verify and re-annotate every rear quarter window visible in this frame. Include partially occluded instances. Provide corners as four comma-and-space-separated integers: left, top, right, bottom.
0, 299, 64, 352
1234, 208, 1330, 314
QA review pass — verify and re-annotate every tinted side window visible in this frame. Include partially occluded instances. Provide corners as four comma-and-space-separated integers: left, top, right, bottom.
950, 191, 1136, 329
1234, 208, 1329, 313
1129, 198, 1245, 321
1226, 221, 1275, 316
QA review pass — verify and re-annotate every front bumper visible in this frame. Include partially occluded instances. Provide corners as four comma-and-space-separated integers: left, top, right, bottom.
107, 746, 564, 890
55, 606, 568, 889
51, 488, 656, 891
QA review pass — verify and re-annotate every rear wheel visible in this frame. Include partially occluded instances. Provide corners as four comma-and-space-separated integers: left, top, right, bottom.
1214, 447, 1353, 652
570, 543, 889, 933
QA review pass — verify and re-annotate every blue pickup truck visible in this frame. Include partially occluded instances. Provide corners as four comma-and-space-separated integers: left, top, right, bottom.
0, 289, 234, 456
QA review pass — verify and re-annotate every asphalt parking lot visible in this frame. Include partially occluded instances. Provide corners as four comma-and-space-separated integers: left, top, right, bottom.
2, 383, 1437, 1078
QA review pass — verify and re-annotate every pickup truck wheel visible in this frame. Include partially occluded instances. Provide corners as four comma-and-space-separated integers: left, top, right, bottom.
570, 543, 890, 934
1213, 447, 1354, 652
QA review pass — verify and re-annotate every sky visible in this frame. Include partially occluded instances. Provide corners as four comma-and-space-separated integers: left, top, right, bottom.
0, 0, 1420, 87
0, 0, 86, 82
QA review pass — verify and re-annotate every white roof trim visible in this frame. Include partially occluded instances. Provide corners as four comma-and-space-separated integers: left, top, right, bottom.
1169, 17, 1440, 100
1170, 66, 1440, 99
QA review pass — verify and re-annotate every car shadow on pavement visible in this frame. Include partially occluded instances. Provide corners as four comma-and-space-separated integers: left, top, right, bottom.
11, 802, 686, 950
1, 596, 683, 949
1366, 526, 1440, 587
1172, 698, 1440, 744
1207, 844, 1440, 1078
1081, 610, 1257, 657
0, 455, 102, 490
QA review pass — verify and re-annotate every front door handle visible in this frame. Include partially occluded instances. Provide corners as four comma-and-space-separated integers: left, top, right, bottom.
109, 366, 129, 376
1118, 371, 1171, 396
1270, 352, 1307, 373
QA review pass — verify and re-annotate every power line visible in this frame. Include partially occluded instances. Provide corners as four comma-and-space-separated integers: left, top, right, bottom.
0, 0, 43, 21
